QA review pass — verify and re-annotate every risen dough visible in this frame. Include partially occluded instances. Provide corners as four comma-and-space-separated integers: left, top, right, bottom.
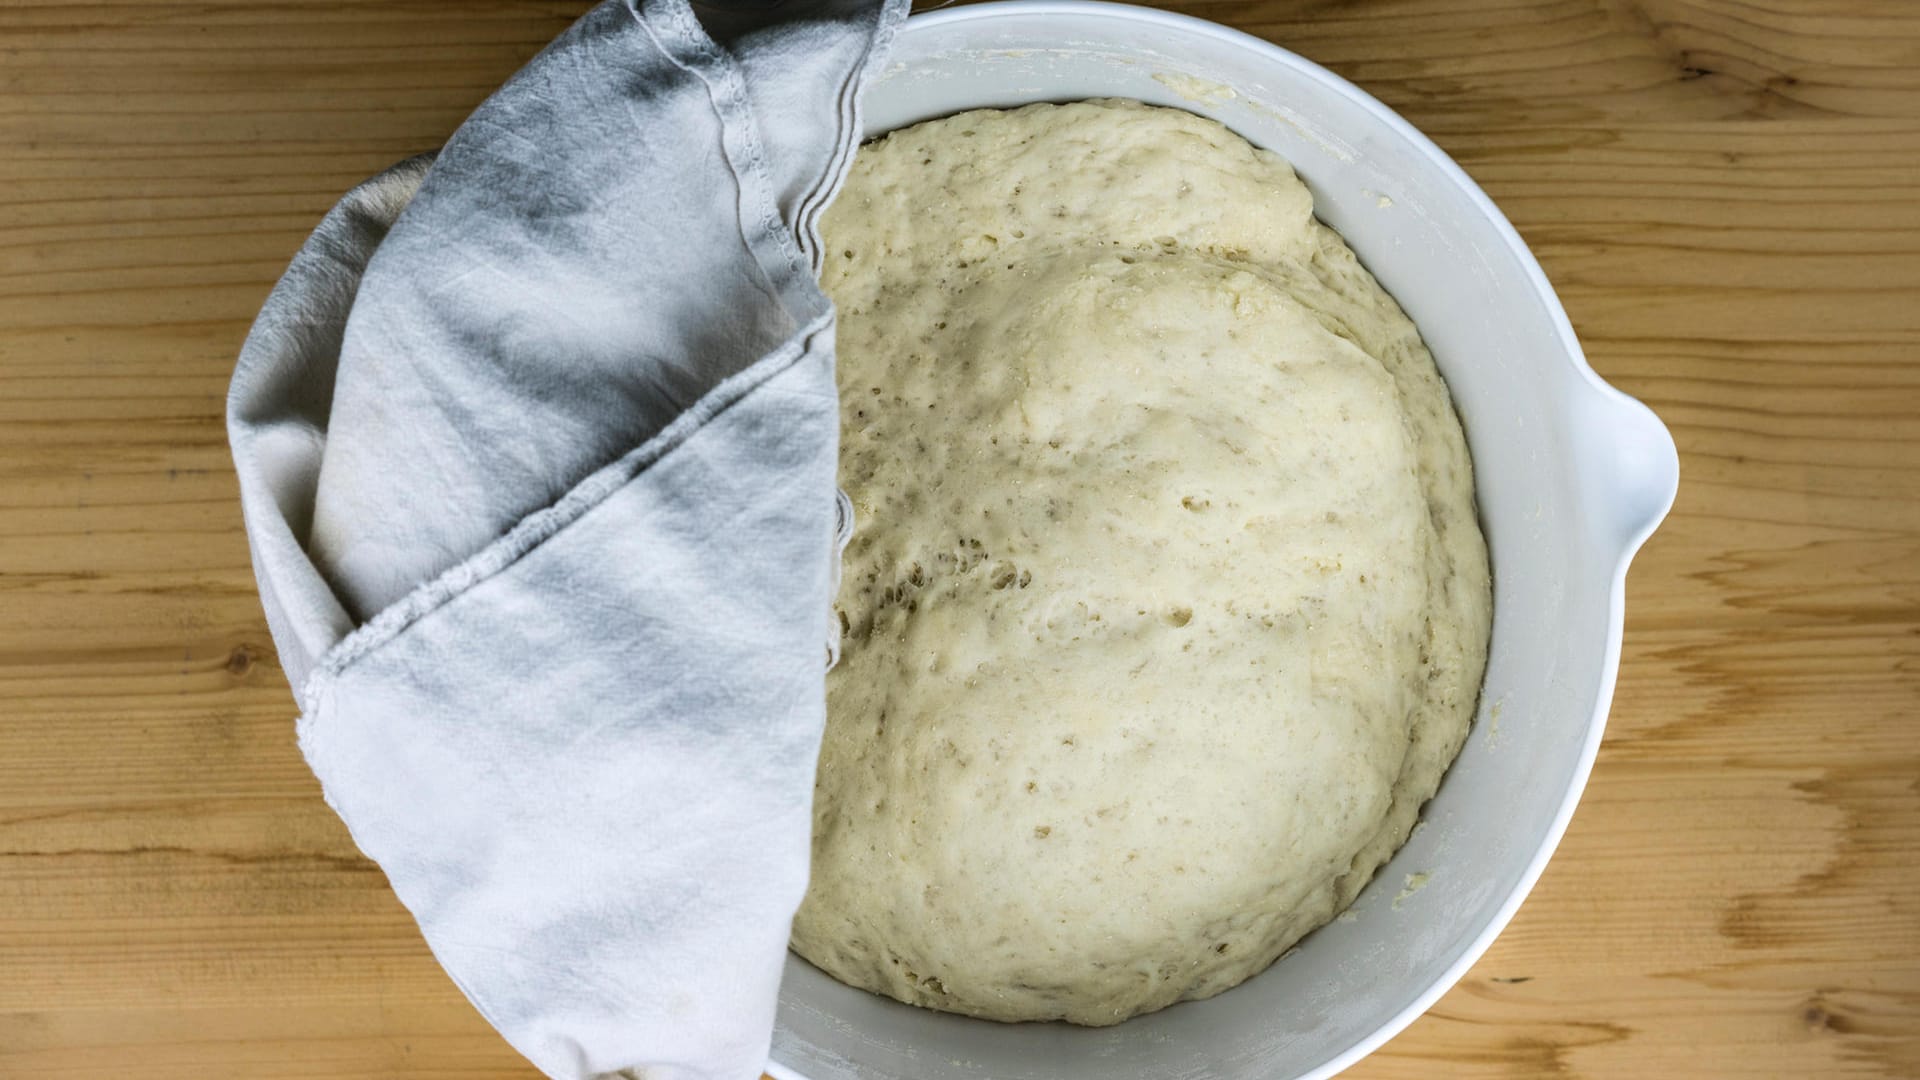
793, 100, 1491, 1026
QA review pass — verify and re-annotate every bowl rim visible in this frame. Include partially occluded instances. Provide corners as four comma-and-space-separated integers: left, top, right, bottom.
773, 4, 1679, 1077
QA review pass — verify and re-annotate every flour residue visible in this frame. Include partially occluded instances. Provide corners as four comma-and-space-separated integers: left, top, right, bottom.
1393, 871, 1433, 910
1152, 71, 1239, 105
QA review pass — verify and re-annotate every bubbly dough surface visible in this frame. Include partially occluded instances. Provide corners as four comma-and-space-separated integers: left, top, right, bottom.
792, 100, 1491, 1026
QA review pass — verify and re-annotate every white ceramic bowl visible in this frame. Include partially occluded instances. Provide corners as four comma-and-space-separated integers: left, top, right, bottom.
772, 4, 1680, 1078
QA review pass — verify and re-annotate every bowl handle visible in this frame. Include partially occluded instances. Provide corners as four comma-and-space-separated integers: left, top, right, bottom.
1575, 381, 1680, 559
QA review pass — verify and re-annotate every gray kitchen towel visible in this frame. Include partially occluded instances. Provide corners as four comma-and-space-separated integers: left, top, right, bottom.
225, 1, 905, 1078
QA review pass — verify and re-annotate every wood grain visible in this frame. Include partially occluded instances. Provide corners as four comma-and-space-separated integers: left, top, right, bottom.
2, 1, 1917, 1077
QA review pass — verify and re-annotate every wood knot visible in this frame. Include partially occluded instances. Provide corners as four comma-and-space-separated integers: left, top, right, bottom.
225, 645, 255, 678
1802, 1000, 1852, 1035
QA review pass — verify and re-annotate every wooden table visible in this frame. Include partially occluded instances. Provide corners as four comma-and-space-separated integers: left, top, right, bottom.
3, 1, 1916, 1076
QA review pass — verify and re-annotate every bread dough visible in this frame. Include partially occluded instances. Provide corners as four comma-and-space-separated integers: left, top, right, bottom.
792, 100, 1491, 1026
